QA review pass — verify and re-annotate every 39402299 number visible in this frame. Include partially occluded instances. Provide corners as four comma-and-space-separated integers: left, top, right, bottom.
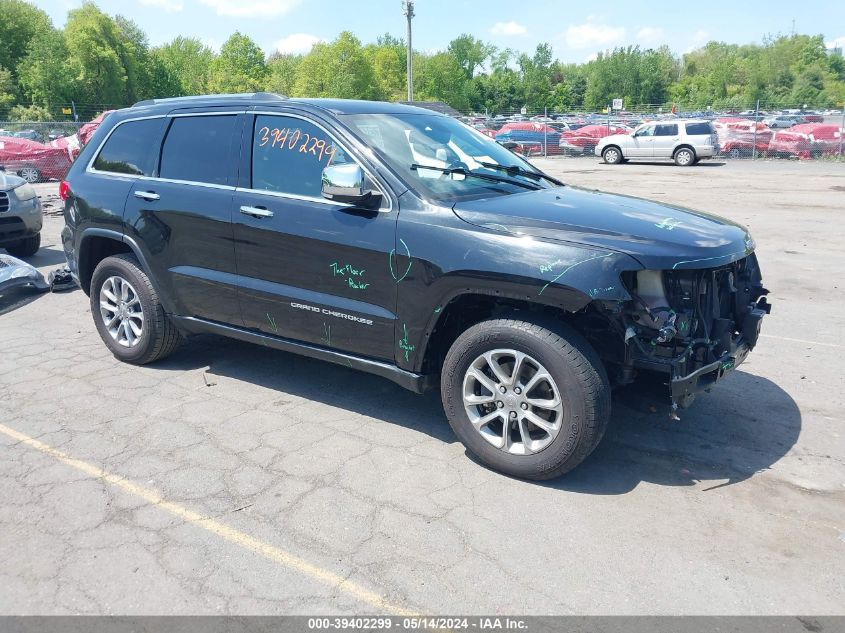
257, 126, 336, 163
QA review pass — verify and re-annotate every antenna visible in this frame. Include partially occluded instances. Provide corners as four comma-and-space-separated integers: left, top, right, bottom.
402, 0, 415, 101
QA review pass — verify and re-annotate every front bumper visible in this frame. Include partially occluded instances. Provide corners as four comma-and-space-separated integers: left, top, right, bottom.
670, 340, 751, 407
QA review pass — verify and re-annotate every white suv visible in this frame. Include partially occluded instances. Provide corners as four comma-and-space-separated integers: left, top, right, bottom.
596, 119, 718, 166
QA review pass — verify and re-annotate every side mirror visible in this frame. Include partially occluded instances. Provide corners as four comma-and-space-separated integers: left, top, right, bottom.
321, 164, 380, 208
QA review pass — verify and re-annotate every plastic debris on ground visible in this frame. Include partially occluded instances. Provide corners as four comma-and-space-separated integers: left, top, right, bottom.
0, 254, 49, 294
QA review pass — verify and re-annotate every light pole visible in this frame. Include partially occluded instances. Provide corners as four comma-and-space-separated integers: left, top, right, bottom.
402, 0, 414, 102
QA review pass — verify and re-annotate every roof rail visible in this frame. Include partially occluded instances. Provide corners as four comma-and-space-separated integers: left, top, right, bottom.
132, 92, 288, 108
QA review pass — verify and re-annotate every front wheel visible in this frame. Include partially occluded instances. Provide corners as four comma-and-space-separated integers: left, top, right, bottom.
17, 166, 41, 183
674, 147, 695, 166
602, 146, 623, 164
90, 253, 182, 365
6, 233, 40, 257
441, 319, 611, 480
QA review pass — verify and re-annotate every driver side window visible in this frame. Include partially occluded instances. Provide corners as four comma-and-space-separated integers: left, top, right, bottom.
637, 125, 655, 137
251, 114, 352, 198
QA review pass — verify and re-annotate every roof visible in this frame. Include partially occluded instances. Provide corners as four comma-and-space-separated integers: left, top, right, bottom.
130, 93, 436, 116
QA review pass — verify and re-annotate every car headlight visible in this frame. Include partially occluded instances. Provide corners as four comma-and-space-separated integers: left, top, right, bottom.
13, 182, 37, 202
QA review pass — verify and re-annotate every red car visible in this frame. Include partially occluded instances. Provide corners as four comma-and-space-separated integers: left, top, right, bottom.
714, 119, 773, 158
768, 123, 844, 159
559, 124, 631, 154
0, 136, 73, 182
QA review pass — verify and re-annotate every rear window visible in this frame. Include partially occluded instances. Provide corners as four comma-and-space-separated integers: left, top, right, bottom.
655, 124, 678, 136
685, 122, 713, 135
159, 115, 238, 185
93, 118, 163, 176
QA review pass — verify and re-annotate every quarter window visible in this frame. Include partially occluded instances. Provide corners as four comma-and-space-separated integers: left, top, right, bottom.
159, 115, 238, 185
655, 124, 678, 136
93, 118, 163, 176
685, 122, 713, 135
251, 114, 352, 198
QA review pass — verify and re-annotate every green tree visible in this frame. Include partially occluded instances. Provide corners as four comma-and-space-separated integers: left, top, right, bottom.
293, 32, 380, 99
266, 53, 302, 96
414, 52, 470, 111
0, 67, 16, 112
16, 29, 76, 107
0, 0, 52, 82
447, 34, 496, 79
9, 104, 53, 121
207, 32, 268, 93
153, 37, 215, 96
364, 34, 406, 100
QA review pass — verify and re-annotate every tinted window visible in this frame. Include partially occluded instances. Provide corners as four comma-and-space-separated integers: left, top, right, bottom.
685, 122, 713, 135
159, 115, 238, 185
251, 114, 352, 197
655, 124, 678, 136
93, 118, 162, 176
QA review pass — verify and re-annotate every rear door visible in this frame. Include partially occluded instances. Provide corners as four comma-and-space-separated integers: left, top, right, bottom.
652, 123, 679, 158
122, 111, 244, 325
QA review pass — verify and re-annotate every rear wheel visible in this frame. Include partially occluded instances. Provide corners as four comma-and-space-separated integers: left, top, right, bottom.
17, 166, 41, 183
441, 318, 611, 480
90, 253, 182, 365
5, 233, 40, 257
602, 146, 623, 164
674, 147, 695, 166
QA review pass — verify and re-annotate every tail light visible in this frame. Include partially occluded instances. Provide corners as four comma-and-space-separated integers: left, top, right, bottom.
59, 180, 70, 201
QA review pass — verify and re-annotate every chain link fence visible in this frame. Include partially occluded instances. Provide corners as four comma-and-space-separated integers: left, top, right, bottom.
456, 103, 845, 161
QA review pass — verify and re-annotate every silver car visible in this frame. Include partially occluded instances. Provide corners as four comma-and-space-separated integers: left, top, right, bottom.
0, 170, 42, 257
596, 119, 719, 166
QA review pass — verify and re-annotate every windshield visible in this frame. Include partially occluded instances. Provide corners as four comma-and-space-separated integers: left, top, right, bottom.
342, 113, 558, 203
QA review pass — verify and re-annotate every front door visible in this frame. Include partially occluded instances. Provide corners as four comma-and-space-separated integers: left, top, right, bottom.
628, 124, 655, 158
232, 112, 397, 361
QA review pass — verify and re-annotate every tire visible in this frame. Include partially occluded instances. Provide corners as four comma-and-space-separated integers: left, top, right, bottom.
6, 233, 40, 257
674, 146, 695, 166
17, 166, 41, 183
602, 146, 623, 164
89, 253, 182, 365
441, 318, 611, 480
729, 148, 742, 159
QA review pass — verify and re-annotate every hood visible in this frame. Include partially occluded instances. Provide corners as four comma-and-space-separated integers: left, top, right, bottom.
0, 170, 25, 191
597, 133, 630, 144
453, 186, 754, 270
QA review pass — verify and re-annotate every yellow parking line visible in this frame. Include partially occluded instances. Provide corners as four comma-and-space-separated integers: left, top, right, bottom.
0, 422, 414, 616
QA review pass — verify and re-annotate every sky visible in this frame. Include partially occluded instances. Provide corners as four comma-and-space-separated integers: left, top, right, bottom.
34, 0, 845, 63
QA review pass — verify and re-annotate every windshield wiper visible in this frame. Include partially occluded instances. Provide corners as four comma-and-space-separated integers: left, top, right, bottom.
409, 164, 540, 190
478, 161, 564, 186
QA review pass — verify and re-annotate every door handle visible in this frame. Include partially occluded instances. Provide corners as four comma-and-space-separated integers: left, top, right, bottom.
240, 205, 274, 219
134, 190, 160, 201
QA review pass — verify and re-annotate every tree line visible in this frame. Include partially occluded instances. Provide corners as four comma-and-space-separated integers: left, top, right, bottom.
1, 0, 843, 121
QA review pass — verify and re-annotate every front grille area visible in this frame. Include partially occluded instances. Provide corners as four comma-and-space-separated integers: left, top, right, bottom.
0, 216, 27, 241
0, 191, 9, 213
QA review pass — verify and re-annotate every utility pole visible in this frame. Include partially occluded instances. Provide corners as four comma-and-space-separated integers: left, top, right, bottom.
403, 0, 414, 102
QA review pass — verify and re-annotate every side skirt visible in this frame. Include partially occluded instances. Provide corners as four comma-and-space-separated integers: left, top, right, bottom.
170, 315, 437, 395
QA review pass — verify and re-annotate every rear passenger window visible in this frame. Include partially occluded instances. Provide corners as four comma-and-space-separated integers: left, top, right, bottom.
93, 118, 163, 176
685, 122, 713, 135
655, 124, 678, 136
159, 115, 238, 185
251, 114, 352, 198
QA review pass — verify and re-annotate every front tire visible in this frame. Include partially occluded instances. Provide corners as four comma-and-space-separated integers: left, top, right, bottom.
602, 146, 623, 164
441, 318, 611, 480
17, 166, 41, 183
6, 233, 40, 257
90, 254, 182, 365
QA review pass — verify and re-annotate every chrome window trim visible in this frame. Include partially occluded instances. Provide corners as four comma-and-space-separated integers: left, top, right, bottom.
85, 114, 167, 176
136, 176, 236, 191
250, 110, 392, 213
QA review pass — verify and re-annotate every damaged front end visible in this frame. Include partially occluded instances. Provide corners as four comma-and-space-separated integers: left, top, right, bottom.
586, 253, 770, 414
626, 253, 770, 412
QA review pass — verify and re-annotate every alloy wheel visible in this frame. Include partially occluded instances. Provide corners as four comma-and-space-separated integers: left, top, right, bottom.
462, 349, 564, 455
99, 275, 145, 348
18, 167, 40, 183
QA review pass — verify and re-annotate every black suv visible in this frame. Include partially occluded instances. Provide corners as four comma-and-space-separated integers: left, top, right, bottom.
61, 93, 770, 480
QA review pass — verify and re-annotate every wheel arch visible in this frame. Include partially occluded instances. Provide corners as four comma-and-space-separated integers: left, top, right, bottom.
77, 229, 161, 302
673, 144, 696, 158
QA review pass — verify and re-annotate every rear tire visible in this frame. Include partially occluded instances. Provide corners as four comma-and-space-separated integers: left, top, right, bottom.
441, 318, 611, 480
89, 253, 182, 365
6, 233, 40, 257
17, 166, 41, 183
674, 147, 695, 166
